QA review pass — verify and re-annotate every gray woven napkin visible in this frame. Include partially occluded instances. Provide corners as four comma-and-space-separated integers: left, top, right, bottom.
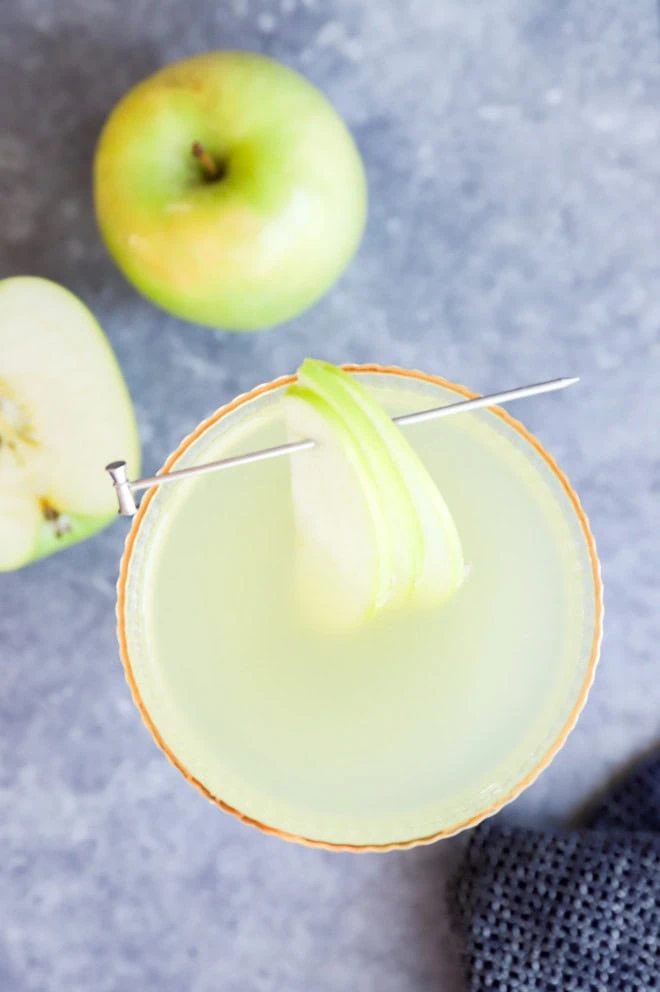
448, 755, 660, 991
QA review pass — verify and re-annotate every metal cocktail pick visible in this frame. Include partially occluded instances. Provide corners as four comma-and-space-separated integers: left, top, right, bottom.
106, 376, 579, 517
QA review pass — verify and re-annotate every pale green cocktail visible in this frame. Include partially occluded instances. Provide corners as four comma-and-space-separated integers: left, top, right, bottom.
118, 366, 602, 850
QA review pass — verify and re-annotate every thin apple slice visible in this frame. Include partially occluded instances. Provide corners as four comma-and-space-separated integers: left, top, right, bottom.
285, 385, 393, 629
284, 360, 465, 628
297, 361, 422, 603
0, 277, 140, 570
302, 361, 465, 607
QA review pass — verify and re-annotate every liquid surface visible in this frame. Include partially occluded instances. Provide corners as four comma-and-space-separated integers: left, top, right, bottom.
125, 373, 597, 846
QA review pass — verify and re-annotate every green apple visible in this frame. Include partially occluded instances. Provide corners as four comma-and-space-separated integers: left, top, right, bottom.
285, 385, 393, 629
0, 277, 140, 571
94, 51, 367, 331
296, 359, 423, 600
302, 360, 465, 607
284, 360, 465, 628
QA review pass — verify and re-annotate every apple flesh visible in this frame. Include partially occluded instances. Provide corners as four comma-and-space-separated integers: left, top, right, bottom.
0, 277, 140, 571
285, 385, 393, 629
304, 361, 465, 607
94, 51, 367, 331
295, 359, 423, 602
284, 360, 465, 628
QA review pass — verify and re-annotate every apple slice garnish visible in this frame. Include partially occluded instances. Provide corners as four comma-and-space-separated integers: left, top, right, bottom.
285, 385, 394, 628
0, 277, 140, 571
284, 360, 465, 628
295, 358, 424, 600
303, 360, 465, 607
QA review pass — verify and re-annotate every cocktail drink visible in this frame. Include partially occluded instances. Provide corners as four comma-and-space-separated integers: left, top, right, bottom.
117, 364, 602, 850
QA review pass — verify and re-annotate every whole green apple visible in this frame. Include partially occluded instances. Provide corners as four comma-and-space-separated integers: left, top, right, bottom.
94, 51, 367, 331
0, 277, 140, 571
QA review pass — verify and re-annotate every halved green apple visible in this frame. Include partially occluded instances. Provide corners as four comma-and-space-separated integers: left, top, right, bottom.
284, 360, 464, 627
0, 277, 140, 571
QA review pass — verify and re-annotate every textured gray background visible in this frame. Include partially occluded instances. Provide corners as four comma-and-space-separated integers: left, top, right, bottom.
2, 1, 660, 990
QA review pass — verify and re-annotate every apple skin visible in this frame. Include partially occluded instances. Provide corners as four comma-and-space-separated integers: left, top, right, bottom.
285, 360, 465, 628
94, 51, 368, 331
1, 509, 112, 574
30, 512, 113, 567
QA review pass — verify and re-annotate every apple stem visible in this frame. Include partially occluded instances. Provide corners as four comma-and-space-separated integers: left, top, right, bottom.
192, 142, 220, 181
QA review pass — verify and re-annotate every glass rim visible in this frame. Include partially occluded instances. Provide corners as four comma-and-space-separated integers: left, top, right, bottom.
116, 364, 604, 852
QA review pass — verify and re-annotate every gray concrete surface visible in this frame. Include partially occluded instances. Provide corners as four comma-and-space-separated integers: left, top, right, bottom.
1, 1, 660, 989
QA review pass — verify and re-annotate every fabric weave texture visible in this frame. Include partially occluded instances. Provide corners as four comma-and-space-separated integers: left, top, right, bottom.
448, 755, 660, 991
